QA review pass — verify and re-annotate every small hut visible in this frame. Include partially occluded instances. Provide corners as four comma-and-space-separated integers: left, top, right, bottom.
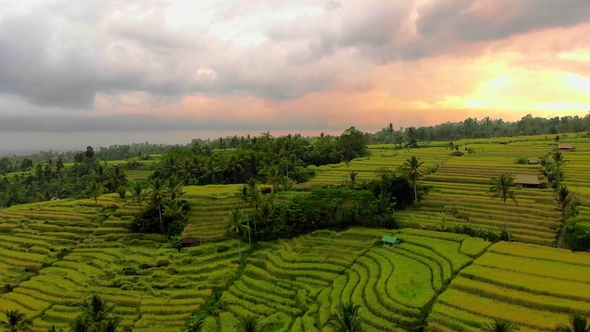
514, 175, 541, 189
558, 143, 573, 151
382, 235, 400, 248
180, 238, 200, 248
527, 159, 539, 165
451, 151, 464, 157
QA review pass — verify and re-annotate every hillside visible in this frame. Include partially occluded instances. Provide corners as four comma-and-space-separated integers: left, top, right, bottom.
1, 134, 590, 331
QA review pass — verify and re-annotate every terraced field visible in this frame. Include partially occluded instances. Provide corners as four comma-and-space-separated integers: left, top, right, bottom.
429, 241, 590, 331
2, 135, 590, 332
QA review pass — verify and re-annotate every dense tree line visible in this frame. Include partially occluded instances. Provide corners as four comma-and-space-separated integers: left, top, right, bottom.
0, 147, 128, 209
150, 127, 369, 187
1, 143, 181, 167
368, 114, 590, 146
225, 161, 426, 245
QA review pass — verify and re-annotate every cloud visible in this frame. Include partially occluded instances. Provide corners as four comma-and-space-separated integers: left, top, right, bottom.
0, 0, 589, 140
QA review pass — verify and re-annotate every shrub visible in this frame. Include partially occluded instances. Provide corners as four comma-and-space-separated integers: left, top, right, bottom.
514, 155, 529, 164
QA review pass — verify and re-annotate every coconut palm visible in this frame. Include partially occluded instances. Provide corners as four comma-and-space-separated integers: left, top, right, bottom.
110, 165, 128, 190
1, 310, 33, 332
235, 184, 249, 205
488, 173, 517, 242
166, 175, 184, 200
68, 317, 88, 332
87, 181, 103, 211
552, 151, 569, 188
82, 295, 116, 323
327, 303, 363, 332
161, 155, 179, 179
92, 162, 110, 184
179, 157, 200, 183
402, 156, 424, 202
102, 319, 121, 332
226, 208, 249, 254
246, 178, 262, 236
226, 154, 244, 184
148, 177, 166, 233
129, 181, 146, 213
201, 158, 221, 184
554, 186, 575, 248
240, 316, 260, 332
555, 314, 590, 332
484, 319, 519, 332
163, 199, 185, 223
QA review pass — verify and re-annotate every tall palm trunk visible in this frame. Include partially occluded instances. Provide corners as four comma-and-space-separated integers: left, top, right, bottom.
234, 170, 237, 184
557, 207, 568, 248
236, 234, 241, 256
158, 202, 163, 233
503, 200, 511, 241
254, 203, 258, 236
413, 180, 418, 202
247, 219, 251, 245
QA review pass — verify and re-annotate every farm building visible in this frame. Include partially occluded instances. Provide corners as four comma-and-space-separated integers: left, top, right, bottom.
558, 143, 573, 151
382, 235, 400, 248
514, 175, 541, 189
180, 237, 200, 247
527, 159, 539, 165
451, 151, 464, 157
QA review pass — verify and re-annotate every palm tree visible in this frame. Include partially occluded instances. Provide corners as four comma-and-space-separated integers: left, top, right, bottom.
82, 295, 115, 323
236, 184, 249, 205
88, 181, 103, 211
102, 319, 121, 332
484, 319, 519, 332
92, 162, 110, 184
166, 175, 184, 200
246, 178, 262, 235
129, 181, 146, 213
179, 157, 200, 183
327, 303, 363, 332
555, 314, 590, 332
402, 156, 424, 202
1, 310, 33, 332
161, 156, 179, 179
226, 208, 249, 254
148, 177, 166, 232
201, 158, 221, 184
111, 166, 128, 190
69, 317, 88, 332
240, 316, 259, 332
554, 186, 575, 248
226, 154, 244, 184
163, 199, 186, 223
488, 173, 517, 242
552, 151, 569, 188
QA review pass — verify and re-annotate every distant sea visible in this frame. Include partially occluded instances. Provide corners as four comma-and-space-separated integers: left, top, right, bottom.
0, 129, 346, 156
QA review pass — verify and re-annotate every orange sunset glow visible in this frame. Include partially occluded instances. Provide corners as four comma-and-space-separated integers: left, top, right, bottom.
1, 0, 589, 150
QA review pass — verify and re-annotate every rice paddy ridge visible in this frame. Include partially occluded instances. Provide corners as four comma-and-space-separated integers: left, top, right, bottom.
428, 241, 590, 331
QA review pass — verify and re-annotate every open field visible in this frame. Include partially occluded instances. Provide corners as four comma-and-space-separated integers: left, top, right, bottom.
1, 134, 590, 331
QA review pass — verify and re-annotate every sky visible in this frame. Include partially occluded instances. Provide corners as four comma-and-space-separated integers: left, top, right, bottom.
1, 0, 590, 154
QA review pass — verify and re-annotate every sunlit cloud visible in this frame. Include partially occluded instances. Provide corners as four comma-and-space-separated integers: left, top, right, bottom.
0, 0, 589, 141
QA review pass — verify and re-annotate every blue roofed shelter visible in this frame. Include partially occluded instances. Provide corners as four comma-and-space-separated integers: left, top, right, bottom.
382, 235, 400, 248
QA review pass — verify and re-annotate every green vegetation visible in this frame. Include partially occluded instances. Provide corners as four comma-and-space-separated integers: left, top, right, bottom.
2, 120, 590, 331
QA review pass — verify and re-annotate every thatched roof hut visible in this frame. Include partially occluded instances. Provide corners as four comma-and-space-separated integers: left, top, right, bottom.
558, 143, 573, 151
451, 151, 464, 156
514, 175, 541, 188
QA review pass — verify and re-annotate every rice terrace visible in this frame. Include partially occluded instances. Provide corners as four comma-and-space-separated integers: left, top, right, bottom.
1, 119, 590, 332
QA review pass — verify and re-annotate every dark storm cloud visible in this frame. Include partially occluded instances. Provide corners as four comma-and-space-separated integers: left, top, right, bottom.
0, 0, 589, 112
0, 114, 329, 132
418, 0, 590, 42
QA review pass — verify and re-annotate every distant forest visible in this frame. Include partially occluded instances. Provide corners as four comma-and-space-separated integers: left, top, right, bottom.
2, 113, 590, 166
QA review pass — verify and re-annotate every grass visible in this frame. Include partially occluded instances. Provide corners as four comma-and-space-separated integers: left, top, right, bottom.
2, 133, 590, 331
